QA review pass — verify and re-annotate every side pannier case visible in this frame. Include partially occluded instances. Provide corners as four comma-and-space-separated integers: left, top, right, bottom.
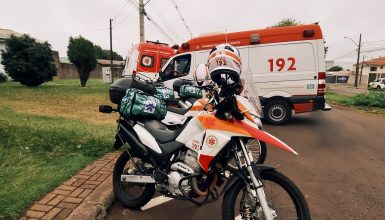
154, 86, 175, 103
120, 88, 167, 120
179, 84, 203, 99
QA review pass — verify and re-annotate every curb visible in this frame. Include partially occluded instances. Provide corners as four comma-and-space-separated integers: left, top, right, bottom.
66, 176, 114, 220
20, 152, 119, 220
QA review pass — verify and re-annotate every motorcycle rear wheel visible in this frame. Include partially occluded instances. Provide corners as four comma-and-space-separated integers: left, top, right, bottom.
222, 169, 310, 220
113, 151, 155, 209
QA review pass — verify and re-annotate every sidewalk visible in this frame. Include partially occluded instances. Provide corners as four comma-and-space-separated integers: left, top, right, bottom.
20, 152, 119, 220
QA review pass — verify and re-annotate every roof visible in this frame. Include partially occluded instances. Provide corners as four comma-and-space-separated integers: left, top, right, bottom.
137, 41, 175, 56
177, 24, 323, 53
361, 57, 385, 66
97, 59, 124, 66
0, 28, 44, 43
59, 57, 71, 64
59, 58, 124, 66
0, 28, 23, 41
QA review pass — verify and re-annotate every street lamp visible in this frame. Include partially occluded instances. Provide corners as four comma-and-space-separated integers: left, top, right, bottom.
344, 34, 362, 88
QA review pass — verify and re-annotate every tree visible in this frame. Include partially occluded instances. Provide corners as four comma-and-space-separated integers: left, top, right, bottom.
67, 36, 97, 87
268, 18, 302, 28
0, 34, 57, 87
268, 19, 329, 57
327, 66, 343, 72
94, 45, 123, 61
0, 73, 7, 83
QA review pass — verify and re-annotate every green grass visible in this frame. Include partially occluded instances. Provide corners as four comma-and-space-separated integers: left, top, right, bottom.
0, 79, 117, 124
0, 108, 115, 219
326, 92, 385, 116
0, 79, 117, 219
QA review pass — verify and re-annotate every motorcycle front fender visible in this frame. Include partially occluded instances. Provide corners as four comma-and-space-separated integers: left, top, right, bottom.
239, 121, 298, 155
198, 114, 298, 155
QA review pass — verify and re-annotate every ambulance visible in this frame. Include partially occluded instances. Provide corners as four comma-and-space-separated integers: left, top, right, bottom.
121, 41, 176, 78
157, 24, 331, 124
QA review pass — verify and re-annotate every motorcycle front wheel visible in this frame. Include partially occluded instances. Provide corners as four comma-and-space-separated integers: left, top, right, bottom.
222, 169, 310, 220
113, 151, 155, 209
227, 139, 267, 173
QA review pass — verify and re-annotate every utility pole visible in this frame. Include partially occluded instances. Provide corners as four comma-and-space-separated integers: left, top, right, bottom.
109, 18, 114, 83
354, 34, 362, 88
360, 55, 365, 84
139, 0, 145, 42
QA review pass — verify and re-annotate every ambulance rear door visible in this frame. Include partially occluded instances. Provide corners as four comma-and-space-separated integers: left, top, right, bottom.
248, 40, 318, 98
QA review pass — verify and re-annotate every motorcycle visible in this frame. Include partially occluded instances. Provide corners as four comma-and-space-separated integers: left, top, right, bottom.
99, 70, 310, 219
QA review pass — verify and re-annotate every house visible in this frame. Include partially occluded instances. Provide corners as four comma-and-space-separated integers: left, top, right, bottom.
0, 28, 60, 76
351, 57, 385, 85
0, 28, 23, 75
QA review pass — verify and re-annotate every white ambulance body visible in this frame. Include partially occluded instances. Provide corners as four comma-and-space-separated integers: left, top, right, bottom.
157, 24, 331, 124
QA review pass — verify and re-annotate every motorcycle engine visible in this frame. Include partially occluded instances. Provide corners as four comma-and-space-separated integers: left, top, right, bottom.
166, 150, 200, 196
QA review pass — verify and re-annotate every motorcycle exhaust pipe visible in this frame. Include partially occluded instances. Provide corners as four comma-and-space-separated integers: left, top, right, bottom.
191, 173, 218, 196
121, 175, 155, 183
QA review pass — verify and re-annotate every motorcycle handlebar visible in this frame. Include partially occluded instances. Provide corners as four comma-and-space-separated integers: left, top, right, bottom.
99, 105, 118, 113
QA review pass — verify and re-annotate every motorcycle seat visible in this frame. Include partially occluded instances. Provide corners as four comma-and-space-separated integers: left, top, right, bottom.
166, 98, 198, 115
142, 119, 186, 144
166, 106, 191, 115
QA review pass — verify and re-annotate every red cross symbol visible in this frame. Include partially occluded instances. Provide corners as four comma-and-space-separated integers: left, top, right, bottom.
143, 57, 151, 66
206, 135, 218, 147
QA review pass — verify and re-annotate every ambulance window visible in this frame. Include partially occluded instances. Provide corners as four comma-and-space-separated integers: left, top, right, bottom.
160, 58, 168, 68
141, 55, 154, 68
162, 54, 191, 80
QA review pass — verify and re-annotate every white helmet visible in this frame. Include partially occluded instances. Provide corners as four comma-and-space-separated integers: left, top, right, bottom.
193, 64, 211, 87
207, 43, 242, 86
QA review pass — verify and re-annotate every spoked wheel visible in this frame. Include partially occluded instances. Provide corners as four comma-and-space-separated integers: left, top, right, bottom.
222, 170, 310, 220
227, 139, 267, 172
113, 151, 155, 209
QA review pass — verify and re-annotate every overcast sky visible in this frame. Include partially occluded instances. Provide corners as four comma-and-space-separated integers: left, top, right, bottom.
1, 0, 385, 68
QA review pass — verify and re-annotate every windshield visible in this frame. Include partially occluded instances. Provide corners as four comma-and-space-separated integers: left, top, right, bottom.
242, 68, 263, 118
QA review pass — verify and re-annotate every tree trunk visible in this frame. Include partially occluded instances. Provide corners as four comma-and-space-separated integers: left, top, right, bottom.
78, 70, 90, 87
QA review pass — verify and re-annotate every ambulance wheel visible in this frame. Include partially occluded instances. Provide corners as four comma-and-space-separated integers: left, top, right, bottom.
264, 100, 292, 125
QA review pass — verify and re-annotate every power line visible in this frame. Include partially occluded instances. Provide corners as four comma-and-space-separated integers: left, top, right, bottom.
113, 8, 139, 28
119, 0, 177, 44
333, 50, 357, 60
146, 2, 183, 42
170, 0, 193, 39
362, 40, 385, 44
146, 13, 177, 44
112, 2, 129, 20
361, 47, 385, 53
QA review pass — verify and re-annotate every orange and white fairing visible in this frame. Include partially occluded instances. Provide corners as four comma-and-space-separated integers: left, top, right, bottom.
176, 113, 298, 173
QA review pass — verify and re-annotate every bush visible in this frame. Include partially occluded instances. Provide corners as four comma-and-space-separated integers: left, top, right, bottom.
0, 72, 7, 83
327, 65, 343, 72
67, 36, 97, 87
351, 92, 385, 108
94, 45, 123, 61
0, 34, 57, 87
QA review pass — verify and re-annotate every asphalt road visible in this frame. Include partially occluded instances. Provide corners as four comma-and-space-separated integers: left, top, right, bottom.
106, 106, 385, 220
